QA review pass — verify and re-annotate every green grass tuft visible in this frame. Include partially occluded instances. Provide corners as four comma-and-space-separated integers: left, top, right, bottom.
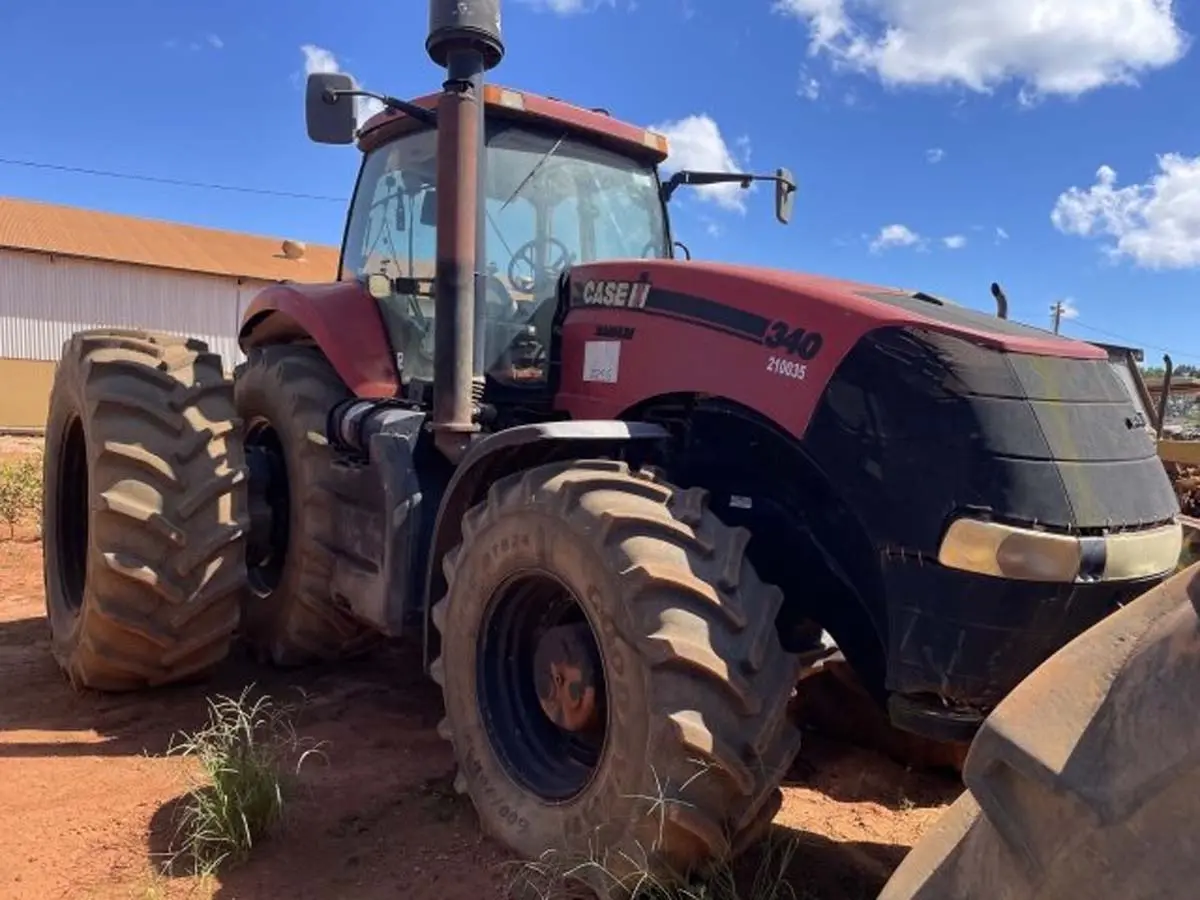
501, 763, 801, 900
161, 686, 325, 876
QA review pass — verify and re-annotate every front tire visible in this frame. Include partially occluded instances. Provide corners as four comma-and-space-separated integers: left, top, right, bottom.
232, 344, 378, 665
432, 459, 804, 888
42, 329, 248, 691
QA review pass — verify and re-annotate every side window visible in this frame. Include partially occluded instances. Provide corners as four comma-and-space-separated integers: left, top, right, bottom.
341, 130, 439, 282
591, 171, 664, 259
340, 130, 439, 384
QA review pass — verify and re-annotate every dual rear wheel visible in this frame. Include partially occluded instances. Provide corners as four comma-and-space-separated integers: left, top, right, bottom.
41, 329, 806, 885
42, 332, 374, 685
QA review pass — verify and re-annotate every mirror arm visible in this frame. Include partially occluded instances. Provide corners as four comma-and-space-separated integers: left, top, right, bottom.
660, 170, 793, 203
324, 88, 438, 127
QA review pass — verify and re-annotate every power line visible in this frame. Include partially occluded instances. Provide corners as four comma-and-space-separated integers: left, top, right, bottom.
6, 155, 1199, 365
1064, 320, 1200, 364
0, 157, 347, 203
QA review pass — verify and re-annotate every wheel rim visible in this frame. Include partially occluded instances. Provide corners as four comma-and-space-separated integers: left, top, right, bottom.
55, 416, 88, 614
476, 570, 609, 802
244, 417, 290, 598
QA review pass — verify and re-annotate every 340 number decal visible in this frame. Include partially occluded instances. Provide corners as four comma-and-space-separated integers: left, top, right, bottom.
763, 321, 824, 360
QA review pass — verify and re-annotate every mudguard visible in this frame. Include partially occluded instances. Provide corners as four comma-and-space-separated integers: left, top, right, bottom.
879, 559, 1200, 900
239, 280, 399, 397
421, 420, 670, 670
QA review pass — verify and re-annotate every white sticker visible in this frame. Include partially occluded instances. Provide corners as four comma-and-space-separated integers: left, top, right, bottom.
583, 340, 621, 383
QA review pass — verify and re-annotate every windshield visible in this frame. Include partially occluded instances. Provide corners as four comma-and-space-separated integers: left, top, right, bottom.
340, 120, 668, 386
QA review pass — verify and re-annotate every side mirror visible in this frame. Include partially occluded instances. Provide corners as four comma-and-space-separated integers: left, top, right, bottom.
421, 190, 438, 227
366, 273, 392, 299
775, 168, 797, 225
306, 72, 357, 145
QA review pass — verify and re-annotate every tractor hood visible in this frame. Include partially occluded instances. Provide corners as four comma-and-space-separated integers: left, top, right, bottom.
567, 259, 1105, 361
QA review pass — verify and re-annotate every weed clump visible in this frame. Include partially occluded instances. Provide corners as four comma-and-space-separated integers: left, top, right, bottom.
503, 765, 800, 900
163, 687, 325, 875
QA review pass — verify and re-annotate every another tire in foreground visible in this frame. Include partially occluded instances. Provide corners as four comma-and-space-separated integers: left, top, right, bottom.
432, 459, 805, 890
43, 329, 249, 691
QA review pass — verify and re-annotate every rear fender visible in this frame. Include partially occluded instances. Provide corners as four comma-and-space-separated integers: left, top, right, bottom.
421, 421, 670, 671
239, 281, 399, 397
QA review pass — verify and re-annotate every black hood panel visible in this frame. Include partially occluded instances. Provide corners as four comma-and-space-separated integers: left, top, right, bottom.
803, 327, 1179, 553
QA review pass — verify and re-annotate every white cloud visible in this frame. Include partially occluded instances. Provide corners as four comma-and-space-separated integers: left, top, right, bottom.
926, 147, 945, 164
870, 223, 922, 252
301, 44, 384, 126
996, 226, 1010, 242
735, 134, 753, 167
207, 34, 224, 49
798, 71, 822, 99
519, 0, 615, 13
301, 44, 338, 75
651, 114, 749, 213
772, 0, 1189, 101
943, 234, 967, 249
1051, 155, 1200, 269
1050, 298, 1081, 327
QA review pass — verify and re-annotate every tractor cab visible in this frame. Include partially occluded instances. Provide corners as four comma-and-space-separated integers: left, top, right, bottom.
340, 98, 671, 391
305, 75, 795, 406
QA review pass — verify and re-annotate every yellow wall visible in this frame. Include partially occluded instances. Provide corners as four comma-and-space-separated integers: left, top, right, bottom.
0, 358, 57, 431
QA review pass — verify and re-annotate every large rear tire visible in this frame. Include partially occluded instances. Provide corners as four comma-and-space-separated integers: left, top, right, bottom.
42, 329, 248, 691
232, 344, 378, 665
432, 459, 804, 890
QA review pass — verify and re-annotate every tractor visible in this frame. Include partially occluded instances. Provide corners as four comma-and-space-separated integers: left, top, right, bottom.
39, 0, 1185, 889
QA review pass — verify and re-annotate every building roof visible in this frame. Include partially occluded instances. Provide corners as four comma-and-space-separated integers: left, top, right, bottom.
0, 196, 340, 283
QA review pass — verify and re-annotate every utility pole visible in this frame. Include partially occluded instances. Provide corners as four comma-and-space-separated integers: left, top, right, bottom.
1050, 300, 1064, 334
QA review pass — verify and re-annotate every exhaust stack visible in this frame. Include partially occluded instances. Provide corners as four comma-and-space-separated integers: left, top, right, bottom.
427, 0, 505, 462
990, 282, 1009, 320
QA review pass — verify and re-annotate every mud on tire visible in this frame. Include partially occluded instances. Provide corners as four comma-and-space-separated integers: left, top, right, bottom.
432, 459, 805, 888
43, 329, 248, 691
233, 344, 378, 666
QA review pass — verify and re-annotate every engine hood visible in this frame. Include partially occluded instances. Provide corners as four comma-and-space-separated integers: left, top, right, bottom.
567, 258, 1106, 361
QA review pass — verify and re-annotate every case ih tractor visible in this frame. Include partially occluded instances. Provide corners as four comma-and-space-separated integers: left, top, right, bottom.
39, 0, 1185, 889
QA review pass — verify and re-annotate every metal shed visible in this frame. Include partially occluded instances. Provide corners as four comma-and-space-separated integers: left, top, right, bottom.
0, 196, 339, 430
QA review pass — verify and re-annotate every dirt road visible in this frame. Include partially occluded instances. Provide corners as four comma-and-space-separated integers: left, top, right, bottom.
0, 437, 960, 900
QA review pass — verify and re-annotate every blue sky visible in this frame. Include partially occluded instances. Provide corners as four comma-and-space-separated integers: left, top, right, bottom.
1, 0, 1198, 362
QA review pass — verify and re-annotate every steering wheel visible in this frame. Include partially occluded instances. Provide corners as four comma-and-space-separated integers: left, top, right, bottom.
507, 237, 573, 295
641, 239, 666, 259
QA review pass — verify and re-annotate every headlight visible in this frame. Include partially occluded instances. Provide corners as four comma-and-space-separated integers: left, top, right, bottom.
937, 517, 1182, 583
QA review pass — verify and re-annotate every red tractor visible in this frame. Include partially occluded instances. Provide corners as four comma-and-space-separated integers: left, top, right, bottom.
40, 0, 1184, 888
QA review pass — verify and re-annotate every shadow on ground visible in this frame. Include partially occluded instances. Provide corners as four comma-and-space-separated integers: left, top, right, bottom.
1, 596, 958, 900
0, 614, 442, 760
735, 824, 912, 900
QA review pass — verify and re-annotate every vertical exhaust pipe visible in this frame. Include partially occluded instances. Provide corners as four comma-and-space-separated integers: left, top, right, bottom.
990, 282, 1009, 320
427, 0, 505, 462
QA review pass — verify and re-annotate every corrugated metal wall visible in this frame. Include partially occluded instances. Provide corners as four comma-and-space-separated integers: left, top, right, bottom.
0, 249, 274, 368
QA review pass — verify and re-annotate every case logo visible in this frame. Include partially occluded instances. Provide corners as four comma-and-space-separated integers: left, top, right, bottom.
581, 280, 651, 309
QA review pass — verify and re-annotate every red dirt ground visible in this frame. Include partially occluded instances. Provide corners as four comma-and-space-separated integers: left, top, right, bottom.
0, 436, 962, 900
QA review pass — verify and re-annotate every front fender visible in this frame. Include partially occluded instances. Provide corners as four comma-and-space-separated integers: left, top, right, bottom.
421, 420, 670, 671
239, 281, 399, 397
